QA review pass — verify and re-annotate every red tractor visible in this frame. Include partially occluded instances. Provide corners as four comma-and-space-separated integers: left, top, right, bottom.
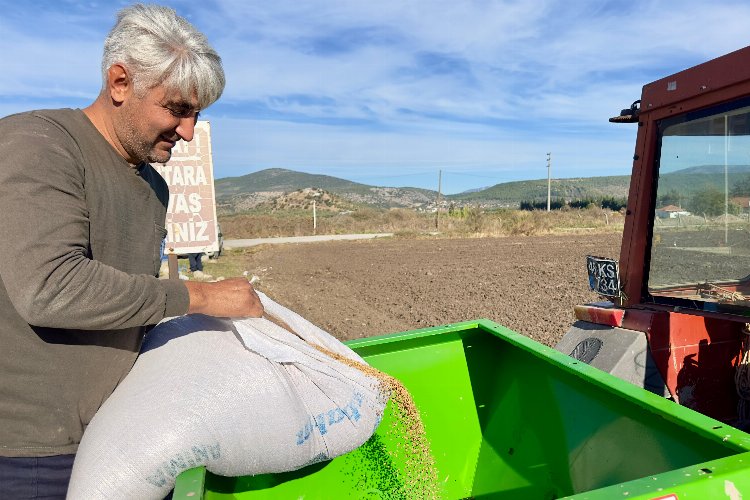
560, 45, 750, 427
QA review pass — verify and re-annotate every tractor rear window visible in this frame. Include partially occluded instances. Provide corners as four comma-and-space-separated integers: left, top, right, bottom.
649, 102, 750, 307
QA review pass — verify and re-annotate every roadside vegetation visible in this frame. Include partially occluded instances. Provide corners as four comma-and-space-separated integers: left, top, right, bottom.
192, 247, 264, 281
219, 205, 625, 239
520, 196, 627, 212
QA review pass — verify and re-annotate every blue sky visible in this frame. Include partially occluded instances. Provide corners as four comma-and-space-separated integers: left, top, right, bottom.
2, 1, 749, 194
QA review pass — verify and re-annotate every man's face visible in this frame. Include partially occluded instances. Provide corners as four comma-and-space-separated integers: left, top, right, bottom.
114, 85, 200, 165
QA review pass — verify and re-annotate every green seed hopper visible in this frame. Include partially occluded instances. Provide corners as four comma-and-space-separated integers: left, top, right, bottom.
172, 320, 750, 499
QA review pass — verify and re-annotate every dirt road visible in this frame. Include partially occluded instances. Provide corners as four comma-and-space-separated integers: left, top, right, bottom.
225, 233, 394, 249
242, 232, 623, 347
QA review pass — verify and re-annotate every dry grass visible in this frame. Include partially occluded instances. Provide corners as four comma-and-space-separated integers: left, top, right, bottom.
220, 206, 625, 239
198, 247, 264, 281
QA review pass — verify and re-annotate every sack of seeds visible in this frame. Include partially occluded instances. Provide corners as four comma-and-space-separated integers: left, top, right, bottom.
67, 292, 388, 500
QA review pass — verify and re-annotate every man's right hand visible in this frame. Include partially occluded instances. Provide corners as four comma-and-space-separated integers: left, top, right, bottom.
184, 277, 264, 318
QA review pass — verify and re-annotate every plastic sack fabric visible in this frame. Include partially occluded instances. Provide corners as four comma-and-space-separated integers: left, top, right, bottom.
67, 292, 387, 499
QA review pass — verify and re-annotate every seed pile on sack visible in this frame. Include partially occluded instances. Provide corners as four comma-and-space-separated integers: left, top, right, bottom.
313, 344, 440, 499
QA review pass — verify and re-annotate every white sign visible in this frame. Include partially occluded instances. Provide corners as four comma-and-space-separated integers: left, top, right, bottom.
154, 121, 219, 255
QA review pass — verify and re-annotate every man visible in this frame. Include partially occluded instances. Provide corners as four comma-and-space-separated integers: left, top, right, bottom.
188, 252, 209, 279
0, 4, 262, 497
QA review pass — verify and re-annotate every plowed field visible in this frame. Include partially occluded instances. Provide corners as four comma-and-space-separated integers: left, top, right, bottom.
243, 232, 623, 346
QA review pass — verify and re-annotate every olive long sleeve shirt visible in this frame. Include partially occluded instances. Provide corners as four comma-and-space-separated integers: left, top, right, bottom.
0, 108, 190, 457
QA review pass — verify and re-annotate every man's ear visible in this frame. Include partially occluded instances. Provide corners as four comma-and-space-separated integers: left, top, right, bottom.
106, 64, 132, 105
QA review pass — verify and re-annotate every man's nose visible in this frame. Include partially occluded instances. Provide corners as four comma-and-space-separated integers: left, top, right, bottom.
176, 116, 196, 142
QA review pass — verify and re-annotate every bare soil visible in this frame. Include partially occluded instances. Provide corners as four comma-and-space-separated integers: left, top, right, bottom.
241, 232, 623, 347
650, 227, 750, 286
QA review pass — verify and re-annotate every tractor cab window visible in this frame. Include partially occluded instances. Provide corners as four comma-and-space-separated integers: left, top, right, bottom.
649, 101, 750, 310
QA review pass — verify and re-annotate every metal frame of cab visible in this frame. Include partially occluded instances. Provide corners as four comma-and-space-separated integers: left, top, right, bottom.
615, 45, 750, 422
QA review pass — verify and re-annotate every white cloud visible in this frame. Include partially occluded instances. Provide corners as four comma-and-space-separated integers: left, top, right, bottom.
2, 0, 748, 191
207, 113, 636, 193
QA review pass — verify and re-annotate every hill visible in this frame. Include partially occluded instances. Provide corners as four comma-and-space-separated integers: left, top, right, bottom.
251, 187, 357, 212
215, 168, 636, 211
450, 175, 632, 206
215, 168, 437, 211
212, 165, 750, 213
215, 168, 369, 196
656, 165, 750, 198
449, 165, 750, 207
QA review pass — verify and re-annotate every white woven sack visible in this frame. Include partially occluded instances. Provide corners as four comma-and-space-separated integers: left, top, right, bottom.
67, 292, 387, 499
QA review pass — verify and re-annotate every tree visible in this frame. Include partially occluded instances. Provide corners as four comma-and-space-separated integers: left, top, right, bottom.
657, 189, 682, 208
689, 187, 727, 216
730, 174, 750, 197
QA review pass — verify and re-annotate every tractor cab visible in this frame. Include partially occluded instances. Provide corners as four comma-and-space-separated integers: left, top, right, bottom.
559, 45, 750, 426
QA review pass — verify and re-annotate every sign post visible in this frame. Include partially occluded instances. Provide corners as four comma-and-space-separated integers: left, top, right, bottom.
154, 121, 219, 280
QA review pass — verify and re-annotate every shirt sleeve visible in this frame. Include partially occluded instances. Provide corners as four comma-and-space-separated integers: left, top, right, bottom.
0, 112, 189, 329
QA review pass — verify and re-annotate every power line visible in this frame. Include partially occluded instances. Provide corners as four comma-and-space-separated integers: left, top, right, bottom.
442, 171, 508, 179
347, 170, 513, 182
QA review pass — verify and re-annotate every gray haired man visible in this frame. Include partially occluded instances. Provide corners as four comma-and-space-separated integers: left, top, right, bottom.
0, 4, 262, 497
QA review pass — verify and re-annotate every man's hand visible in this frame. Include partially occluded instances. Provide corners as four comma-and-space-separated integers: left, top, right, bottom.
184, 278, 263, 318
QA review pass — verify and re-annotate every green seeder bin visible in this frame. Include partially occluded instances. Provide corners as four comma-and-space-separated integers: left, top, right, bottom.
172, 319, 750, 499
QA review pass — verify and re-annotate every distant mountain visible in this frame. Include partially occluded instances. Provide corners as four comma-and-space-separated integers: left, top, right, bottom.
653, 164, 750, 200
215, 168, 370, 196
670, 164, 750, 175
214, 165, 750, 213
450, 175, 632, 206
455, 186, 491, 195
215, 168, 437, 211
216, 168, 638, 212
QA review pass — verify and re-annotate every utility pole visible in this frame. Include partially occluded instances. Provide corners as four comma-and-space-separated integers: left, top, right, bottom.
435, 170, 442, 230
724, 116, 729, 245
546, 152, 552, 212
313, 200, 317, 235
